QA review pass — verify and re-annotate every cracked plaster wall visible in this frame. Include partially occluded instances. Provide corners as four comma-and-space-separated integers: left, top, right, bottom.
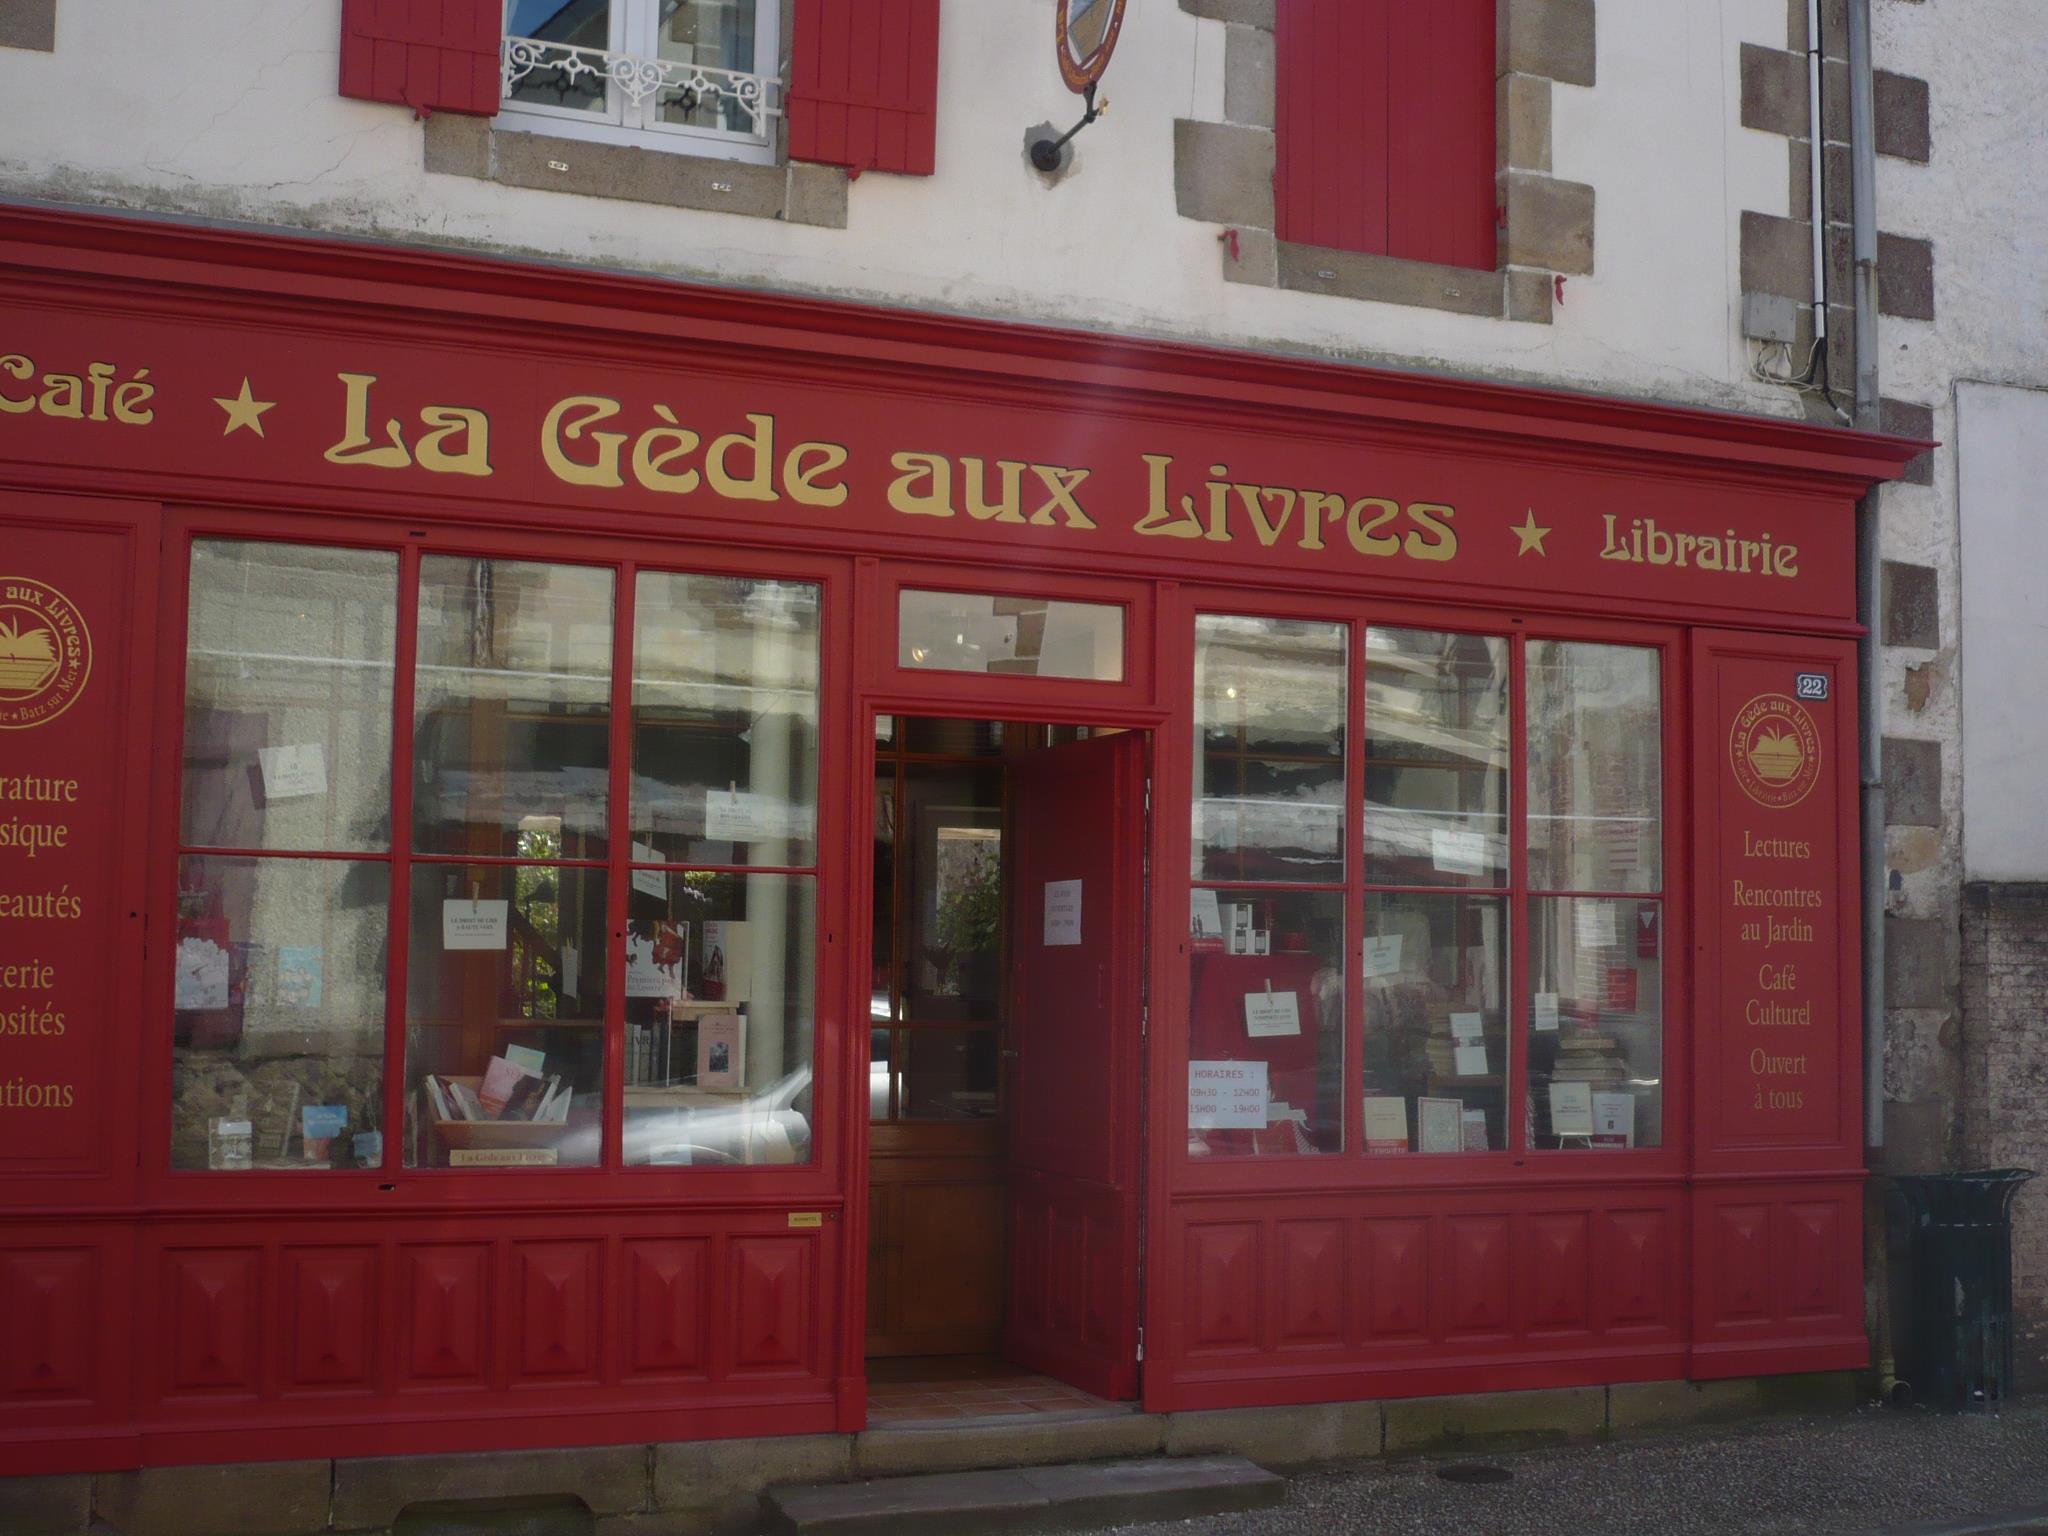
3, 0, 1812, 419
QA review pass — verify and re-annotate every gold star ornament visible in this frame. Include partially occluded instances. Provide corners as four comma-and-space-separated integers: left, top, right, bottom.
214, 378, 276, 437
1511, 508, 1551, 556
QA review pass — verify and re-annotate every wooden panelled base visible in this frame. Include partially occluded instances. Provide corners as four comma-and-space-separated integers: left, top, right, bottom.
0, 1207, 845, 1474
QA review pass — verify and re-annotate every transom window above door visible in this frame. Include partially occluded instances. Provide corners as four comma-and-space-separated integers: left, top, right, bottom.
500, 0, 781, 163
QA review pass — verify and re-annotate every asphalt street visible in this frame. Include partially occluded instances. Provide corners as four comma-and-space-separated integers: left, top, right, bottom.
1107, 1399, 2048, 1536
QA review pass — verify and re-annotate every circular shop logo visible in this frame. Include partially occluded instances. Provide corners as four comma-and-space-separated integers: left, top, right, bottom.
0, 577, 92, 730
1728, 692, 1821, 809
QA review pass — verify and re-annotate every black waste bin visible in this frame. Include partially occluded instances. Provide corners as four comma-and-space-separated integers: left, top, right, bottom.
1893, 1169, 2036, 1410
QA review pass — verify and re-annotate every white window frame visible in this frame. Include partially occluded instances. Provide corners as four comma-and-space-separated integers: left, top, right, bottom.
497, 0, 781, 166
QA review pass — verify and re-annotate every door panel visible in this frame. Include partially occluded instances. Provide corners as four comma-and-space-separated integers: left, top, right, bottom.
1003, 732, 1147, 1399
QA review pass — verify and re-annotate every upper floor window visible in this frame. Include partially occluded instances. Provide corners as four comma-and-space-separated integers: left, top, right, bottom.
500, 0, 781, 164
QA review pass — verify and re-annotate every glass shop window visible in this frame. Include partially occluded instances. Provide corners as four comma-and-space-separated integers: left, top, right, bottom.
172, 541, 397, 1170
169, 539, 822, 1174
1187, 615, 1348, 1156
1183, 611, 1666, 1166
898, 589, 1125, 682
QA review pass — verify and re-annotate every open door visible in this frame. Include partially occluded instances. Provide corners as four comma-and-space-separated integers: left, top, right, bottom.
1003, 731, 1147, 1400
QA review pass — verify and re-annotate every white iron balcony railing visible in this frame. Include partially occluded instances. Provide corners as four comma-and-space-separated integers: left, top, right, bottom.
501, 35, 780, 139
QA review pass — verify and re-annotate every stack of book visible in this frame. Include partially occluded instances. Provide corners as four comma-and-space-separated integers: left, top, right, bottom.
1550, 1031, 1628, 1087
423, 1055, 572, 1126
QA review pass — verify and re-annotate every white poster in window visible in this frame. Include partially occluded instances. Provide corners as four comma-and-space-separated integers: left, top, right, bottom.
442, 899, 509, 951
629, 840, 667, 899
1549, 1081, 1595, 1136
1430, 827, 1487, 876
1575, 901, 1617, 948
1449, 1010, 1484, 1043
559, 942, 579, 999
1243, 988, 1301, 1038
1533, 991, 1561, 1031
258, 742, 327, 801
1188, 1060, 1267, 1128
173, 936, 231, 1011
1417, 1096, 1463, 1154
1190, 888, 1223, 939
1453, 1042, 1489, 1076
1363, 934, 1403, 977
1043, 879, 1082, 946
1592, 1091, 1635, 1148
706, 788, 776, 843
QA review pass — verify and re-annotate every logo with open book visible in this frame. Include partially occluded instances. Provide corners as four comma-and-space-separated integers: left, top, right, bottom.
0, 577, 91, 730
1728, 692, 1821, 808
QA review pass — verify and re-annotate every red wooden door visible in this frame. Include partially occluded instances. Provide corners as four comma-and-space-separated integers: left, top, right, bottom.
1003, 731, 1147, 1400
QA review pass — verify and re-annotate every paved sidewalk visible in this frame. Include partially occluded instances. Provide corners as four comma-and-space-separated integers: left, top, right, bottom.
1107, 1399, 2048, 1536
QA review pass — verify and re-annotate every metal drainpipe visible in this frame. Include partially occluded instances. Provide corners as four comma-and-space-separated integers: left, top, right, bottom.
1847, 0, 1884, 1160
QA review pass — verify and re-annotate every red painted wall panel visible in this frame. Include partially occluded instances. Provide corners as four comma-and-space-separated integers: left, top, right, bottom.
787, 0, 941, 176
338, 0, 500, 118
1276, 0, 1496, 269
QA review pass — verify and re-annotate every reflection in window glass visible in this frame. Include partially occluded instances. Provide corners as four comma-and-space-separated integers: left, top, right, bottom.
505, 0, 612, 114
1526, 898, 1663, 1149
180, 541, 396, 854
403, 860, 607, 1169
170, 856, 389, 1170
655, 0, 759, 134
901, 1028, 999, 1120
1364, 629, 1508, 888
1187, 889, 1344, 1156
620, 870, 816, 1165
1192, 615, 1346, 883
632, 572, 818, 868
1361, 892, 1506, 1153
898, 590, 1125, 681
1526, 642, 1662, 892
413, 558, 614, 859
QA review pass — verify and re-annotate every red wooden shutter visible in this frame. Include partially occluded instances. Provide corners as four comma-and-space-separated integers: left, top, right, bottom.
339, 0, 502, 119
1274, 0, 1496, 270
787, 0, 942, 177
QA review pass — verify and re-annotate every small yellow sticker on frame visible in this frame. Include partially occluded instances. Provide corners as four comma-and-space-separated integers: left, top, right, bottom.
787, 1212, 823, 1228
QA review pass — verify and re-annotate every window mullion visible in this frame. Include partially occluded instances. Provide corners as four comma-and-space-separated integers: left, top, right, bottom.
602, 559, 638, 1169
380, 543, 422, 1173
1506, 630, 1530, 1155
1345, 616, 1367, 1161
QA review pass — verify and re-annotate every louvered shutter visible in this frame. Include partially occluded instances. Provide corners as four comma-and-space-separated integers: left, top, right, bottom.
1275, 0, 1496, 270
339, 0, 502, 118
787, 0, 942, 177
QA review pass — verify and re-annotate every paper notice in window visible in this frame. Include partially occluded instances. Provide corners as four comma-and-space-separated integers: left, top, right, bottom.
1449, 1010, 1484, 1042
1189, 1060, 1267, 1128
1417, 1096, 1463, 1154
258, 742, 327, 801
630, 841, 666, 899
1575, 901, 1617, 947
1364, 1095, 1409, 1151
174, 936, 231, 1011
1453, 1042, 1489, 1076
1430, 827, 1487, 876
1243, 988, 1301, 1037
1533, 991, 1560, 1031
1363, 934, 1403, 977
442, 899, 509, 951
705, 788, 776, 843
1549, 1081, 1595, 1136
1592, 1090, 1635, 1147
1043, 879, 1082, 946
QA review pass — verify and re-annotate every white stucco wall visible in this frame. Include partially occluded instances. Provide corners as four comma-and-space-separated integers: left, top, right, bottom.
1871, 0, 2048, 901
0, 0, 1799, 416
1956, 383, 2048, 883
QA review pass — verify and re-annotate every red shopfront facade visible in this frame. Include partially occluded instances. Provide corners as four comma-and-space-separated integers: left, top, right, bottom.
0, 206, 1917, 1474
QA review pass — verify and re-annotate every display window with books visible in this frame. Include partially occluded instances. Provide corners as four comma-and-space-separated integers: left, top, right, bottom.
167, 538, 825, 1175
1188, 614, 1348, 1155
1183, 613, 1670, 1164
